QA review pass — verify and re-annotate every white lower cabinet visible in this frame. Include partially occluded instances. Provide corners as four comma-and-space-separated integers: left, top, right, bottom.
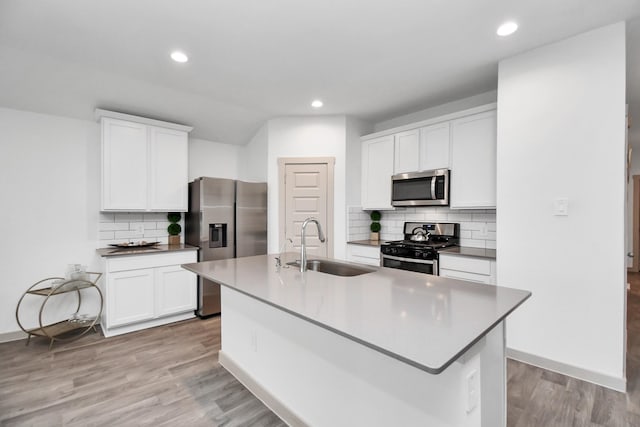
109, 268, 156, 327
156, 265, 198, 317
346, 244, 381, 267
101, 250, 197, 337
439, 254, 496, 285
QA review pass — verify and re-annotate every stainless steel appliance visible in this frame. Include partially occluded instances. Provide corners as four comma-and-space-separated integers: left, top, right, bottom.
186, 177, 267, 317
391, 169, 450, 207
380, 222, 459, 275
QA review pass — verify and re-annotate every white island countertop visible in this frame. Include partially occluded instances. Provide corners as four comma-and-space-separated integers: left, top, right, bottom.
182, 253, 530, 374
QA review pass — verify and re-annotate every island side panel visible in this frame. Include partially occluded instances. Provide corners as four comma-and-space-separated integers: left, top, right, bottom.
219, 286, 505, 427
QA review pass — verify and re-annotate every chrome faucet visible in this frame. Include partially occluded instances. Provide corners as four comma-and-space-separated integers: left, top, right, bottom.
300, 217, 326, 272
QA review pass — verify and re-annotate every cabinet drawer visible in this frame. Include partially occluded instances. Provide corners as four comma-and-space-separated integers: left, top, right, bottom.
438, 254, 491, 275
348, 244, 380, 259
106, 250, 197, 272
439, 269, 492, 284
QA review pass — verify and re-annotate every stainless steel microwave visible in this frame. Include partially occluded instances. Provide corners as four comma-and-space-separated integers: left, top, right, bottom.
391, 169, 450, 207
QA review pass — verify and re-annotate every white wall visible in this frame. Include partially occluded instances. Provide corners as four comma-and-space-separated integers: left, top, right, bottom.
345, 117, 372, 206
374, 91, 497, 132
266, 116, 348, 259
0, 107, 102, 335
0, 107, 245, 336
239, 124, 268, 182
497, 23, 626, 389
189, 137, 240, 181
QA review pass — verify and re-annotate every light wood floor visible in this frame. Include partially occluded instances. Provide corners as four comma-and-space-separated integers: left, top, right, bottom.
1, 278, 639, 427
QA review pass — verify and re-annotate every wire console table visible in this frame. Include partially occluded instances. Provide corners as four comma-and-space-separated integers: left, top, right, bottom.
16, 272, 103, 350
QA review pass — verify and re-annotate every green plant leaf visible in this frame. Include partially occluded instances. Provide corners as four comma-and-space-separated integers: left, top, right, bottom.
167, 223, 182, 235
370, 222, 381, 232
370, 210, 381, 221
167, 212, 181, 223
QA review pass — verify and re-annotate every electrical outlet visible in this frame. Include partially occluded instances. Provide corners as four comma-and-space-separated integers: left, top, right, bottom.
553, 197, 569, 216
466, 369, 479, 413
132, 223, 144, 234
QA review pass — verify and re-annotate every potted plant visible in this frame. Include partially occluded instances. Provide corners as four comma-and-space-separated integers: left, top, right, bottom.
167, 212, 182, 246
370, 210, 381, 241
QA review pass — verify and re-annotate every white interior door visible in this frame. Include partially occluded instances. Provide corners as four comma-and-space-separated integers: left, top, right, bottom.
284, 163, 329, 258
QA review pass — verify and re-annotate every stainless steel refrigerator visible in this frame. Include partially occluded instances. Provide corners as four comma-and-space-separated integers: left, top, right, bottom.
186, 177, 267, 317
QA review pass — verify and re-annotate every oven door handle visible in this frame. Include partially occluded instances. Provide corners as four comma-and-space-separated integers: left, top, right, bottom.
381, 254, 435, 265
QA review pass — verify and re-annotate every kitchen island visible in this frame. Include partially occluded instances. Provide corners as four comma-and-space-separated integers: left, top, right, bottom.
182, 253, 530, 427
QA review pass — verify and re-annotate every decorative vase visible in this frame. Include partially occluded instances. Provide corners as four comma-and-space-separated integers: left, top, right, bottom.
370, 232, 380, 241
168, 235, 180, 246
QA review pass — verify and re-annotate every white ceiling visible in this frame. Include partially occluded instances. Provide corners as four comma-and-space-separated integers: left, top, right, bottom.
1, 0, 639, 145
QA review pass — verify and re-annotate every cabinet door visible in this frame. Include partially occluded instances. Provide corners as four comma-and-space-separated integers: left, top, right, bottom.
155, 266, 197, 317
107, 268, 155, 327
361, 136, 395, 210
419, 122, 450, 171
394, 129, 420, 173
450, 110, 497, 209
148, 126, 189, 211
102, 118, 148, 210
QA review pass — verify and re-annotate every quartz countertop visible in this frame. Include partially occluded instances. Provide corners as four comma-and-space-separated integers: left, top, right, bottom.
96, 243, 198, 257
439, 246, 497, 260
182, 253, 529, 374
347, 240, 386, 247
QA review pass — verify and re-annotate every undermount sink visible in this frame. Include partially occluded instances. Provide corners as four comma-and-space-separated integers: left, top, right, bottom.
287, 259, 376, 277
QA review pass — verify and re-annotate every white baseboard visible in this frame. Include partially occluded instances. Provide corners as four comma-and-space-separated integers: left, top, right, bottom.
0, 330, 28, 343
219, 350, 307, 427
101, 312, 194, 337
506, 347, 626, 392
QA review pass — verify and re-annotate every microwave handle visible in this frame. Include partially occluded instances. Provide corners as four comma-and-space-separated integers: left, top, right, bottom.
430, 177, 436, 200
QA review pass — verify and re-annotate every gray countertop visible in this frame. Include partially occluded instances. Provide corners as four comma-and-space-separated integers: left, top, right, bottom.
96, 243, 198, 257
439, 246, 497, 260
347, 240, 385, 247
182, 253, 529, 374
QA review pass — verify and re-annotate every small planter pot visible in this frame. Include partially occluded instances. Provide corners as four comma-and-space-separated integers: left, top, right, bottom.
370, 232, 380, 241
168, 235, 181, 246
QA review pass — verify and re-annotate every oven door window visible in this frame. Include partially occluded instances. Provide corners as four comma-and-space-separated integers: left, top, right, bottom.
382, 257, 435, 275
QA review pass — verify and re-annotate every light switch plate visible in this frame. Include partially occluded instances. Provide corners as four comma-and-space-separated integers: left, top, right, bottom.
553, 198, 569, 216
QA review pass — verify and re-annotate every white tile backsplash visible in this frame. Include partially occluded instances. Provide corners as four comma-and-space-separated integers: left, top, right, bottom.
348, 206, 496, 249
98, 212, 185, 246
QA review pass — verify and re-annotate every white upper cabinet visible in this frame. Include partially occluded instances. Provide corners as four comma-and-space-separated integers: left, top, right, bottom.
98, 110, 192, 212
102, 118, 148, 210
419, 122, 450, 171
361, 135, 395, 210
449, 110, 497, 209
394, 129, 420, 173
148, 127, 189, 211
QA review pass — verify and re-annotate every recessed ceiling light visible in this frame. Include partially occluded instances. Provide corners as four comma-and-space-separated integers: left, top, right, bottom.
170, 51, 189, 63
497, 21, 518, 37
311, 99, 323, 108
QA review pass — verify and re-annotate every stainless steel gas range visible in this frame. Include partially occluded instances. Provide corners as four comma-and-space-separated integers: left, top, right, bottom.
380, 222, 460, 276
